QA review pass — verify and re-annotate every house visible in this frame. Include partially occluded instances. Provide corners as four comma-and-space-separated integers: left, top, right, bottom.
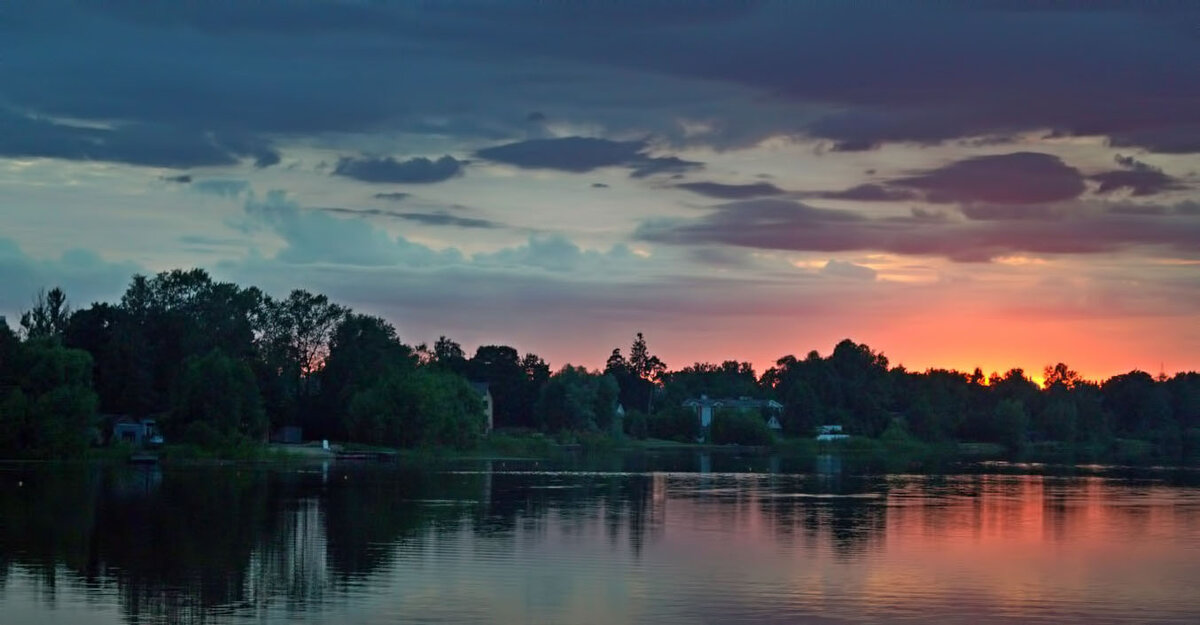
612, 403, 626, 436
683, 395, 719, 430
683, 395, 784, 440
766, 415, 783, 432
470, 382, 494, 431
112, 418, 164, 447
815, 424, 849, 441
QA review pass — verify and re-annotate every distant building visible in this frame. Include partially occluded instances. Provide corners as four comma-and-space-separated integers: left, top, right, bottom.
683, 395, 784, 440
112, 418, 164, 447
470, 382, 494, 431
766, 415, 783, 432
815, 424, 849, 441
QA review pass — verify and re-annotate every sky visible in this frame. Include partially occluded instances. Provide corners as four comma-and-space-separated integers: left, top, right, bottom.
2, 1, 1198, 381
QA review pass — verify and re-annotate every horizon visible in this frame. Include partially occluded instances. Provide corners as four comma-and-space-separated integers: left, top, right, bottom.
2, 3, 1197, 385
0, 274, 1188, 386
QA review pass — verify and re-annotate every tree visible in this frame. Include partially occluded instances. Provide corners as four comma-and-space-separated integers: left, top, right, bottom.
661, 360, 759, 407
170, 349, 267, 445
710, 409, 773, 445
991, 398, 1028, 451
1103, 371, 1172, 436
0, 339, 97, 457
347, 368, 484, 449
431, 336, 468, 374
468, 345, 530, 428
628, 332, 667, 384
20, 287, 71, 340
1043, 362, 1082, 390
317, 314, 416, 439
256, 290, 347, 428
609, 332, 666, 414
535, 365, 619, 432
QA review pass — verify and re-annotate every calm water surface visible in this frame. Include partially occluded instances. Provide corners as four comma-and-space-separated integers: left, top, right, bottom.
1, 454, 1199, 624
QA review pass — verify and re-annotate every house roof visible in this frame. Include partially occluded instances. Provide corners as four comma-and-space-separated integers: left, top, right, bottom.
683, 396, 783, 410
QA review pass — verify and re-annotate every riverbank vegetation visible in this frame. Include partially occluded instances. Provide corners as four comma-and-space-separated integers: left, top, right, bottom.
1, 270, 1197, 464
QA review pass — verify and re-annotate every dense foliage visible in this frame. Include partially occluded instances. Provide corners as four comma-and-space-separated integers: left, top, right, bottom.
0, 270, 1198, 463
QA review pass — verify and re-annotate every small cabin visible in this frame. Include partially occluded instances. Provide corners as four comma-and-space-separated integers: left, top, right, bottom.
113, 419, 164, 447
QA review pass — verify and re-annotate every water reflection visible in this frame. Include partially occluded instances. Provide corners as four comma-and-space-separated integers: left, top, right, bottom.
1, 455, 1198, 624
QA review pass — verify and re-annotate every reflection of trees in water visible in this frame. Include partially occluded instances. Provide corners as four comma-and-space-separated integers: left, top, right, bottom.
473, 468, 663, 556
758, 470, 889, 559
0, 461, 662, 623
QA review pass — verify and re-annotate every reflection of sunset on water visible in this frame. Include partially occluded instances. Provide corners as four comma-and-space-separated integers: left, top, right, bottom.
2, 463, 1198, 623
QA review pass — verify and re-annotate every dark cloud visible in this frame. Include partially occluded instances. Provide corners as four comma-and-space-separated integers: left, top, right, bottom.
475, 137, 702, 177
322, 208, 500, 229
334, 155, 464, 184
636, 198, 1200, 262
889, 152, 1086, 204
812, 184, 918, 202
959, 204, 1066, 221
254, 151, 281, 168
4, 2, 1198, 168
629, 156, 703, 178
1091, 155, 1183, 196
591, 183, 609, 188
162, 174, 193, 184
0, 107, 270, 169
476, 137, 644, 172
1108, 126, 1200, 155
372, 192, 411, 201
830, 139, 878, 152
676, 181, 785, 199
1114, 154, 1154, 171
688, 247, 751, 268
1092, 169, 1183, 196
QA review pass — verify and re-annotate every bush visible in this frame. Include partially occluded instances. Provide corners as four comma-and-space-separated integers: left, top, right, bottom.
647, 406, 700, 442
624, 410, 648, 440
710, 410, 773, 446
485, 432, 554, 457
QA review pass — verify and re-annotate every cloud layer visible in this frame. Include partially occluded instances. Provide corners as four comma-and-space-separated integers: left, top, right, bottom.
334, 156, 464, 184
636, 198, 1200, 262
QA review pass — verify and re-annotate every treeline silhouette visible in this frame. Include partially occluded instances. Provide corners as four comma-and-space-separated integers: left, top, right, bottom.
0, 269, 1197, 462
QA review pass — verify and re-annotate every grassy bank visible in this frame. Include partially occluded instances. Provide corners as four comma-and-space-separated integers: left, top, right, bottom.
12, 429, 1194, 470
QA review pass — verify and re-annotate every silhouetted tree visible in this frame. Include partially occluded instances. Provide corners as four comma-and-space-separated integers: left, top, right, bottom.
19, 287, 71, 340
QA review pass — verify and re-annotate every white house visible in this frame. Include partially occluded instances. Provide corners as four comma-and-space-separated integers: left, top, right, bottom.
815, 424, 849, 441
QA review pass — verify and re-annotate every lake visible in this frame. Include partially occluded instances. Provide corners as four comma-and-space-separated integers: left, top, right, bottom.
2, 453, 1199, 624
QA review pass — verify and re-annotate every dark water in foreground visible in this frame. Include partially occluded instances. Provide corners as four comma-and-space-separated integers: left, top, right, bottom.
1, 454, 1199, 624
